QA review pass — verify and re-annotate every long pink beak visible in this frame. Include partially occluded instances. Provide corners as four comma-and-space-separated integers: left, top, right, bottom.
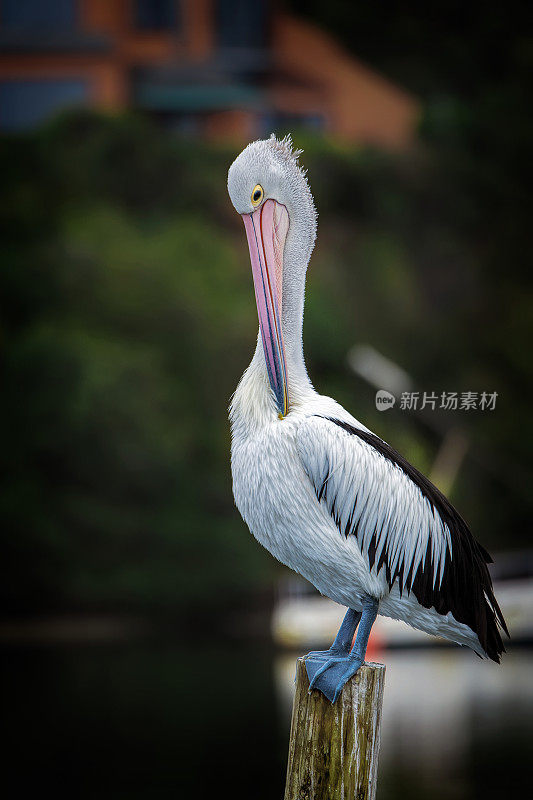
242, 199, 290, 417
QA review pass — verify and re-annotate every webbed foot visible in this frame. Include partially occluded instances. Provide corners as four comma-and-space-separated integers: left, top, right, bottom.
305, 653, 364, 703
299, 645, 346, 683
301, 602, 377, 703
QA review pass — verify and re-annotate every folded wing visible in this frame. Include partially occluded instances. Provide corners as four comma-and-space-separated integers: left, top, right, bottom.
296, 415, 508, 661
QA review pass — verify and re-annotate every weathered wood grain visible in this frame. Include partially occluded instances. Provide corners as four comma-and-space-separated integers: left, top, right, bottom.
284, 658, 385, 800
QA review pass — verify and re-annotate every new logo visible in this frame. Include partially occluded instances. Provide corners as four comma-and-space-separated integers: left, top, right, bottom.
375, 390, 396, 411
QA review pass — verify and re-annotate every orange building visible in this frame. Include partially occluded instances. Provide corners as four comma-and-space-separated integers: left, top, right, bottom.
0, 0, 420, 148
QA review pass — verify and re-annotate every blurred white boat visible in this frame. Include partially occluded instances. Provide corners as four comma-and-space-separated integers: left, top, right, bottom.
272, 569, 533, 650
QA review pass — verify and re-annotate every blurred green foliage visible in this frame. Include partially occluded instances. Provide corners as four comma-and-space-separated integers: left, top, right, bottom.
1, 111, 531, 615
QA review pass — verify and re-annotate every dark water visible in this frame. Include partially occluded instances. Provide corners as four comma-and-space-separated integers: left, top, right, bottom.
2, 641, 531, 798
2, 641, 285, 798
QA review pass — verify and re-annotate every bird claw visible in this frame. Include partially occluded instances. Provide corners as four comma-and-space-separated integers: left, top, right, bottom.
304, 645, 347, 660
305, 654, 364, 703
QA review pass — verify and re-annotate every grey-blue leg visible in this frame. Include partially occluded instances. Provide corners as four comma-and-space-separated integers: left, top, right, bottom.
306, 595, 379, 703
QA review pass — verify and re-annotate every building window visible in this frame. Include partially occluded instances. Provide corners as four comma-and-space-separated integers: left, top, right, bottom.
216, 0, 266, 48
0, 79, 88, 130
0, 0, 77, 29
134, 0, 178, 31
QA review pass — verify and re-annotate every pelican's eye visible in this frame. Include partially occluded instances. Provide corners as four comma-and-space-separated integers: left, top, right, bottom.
251, 184, 264, 207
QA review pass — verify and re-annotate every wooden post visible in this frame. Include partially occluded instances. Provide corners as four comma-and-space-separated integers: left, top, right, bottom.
284, 658, 385, 800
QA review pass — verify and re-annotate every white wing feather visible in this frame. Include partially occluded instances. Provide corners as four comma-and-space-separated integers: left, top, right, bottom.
296, 416, 452, 593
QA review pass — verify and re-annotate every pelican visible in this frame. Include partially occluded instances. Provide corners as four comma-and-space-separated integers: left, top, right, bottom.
227, 135, 508, 702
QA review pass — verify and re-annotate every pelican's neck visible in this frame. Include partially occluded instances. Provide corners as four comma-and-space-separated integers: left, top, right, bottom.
280, 219, 309, 385
231, 213, 315, 435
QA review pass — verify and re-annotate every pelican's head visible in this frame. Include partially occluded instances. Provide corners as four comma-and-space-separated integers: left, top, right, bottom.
228, 134, 317, 417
